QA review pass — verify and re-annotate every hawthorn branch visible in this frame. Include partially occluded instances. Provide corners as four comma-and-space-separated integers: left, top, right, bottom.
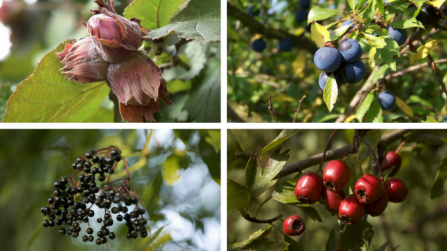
242, 213, 283, 224
278, 129, 416, 177
227, 1, 315, 50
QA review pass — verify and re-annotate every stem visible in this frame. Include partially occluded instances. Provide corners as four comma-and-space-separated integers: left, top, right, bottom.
384, 59, 447, 80
318, 130, 338, 174
108, 90, 121, 123
339, 223, 345, 250
427, 53, 447, 95
356, 135, 383, 180
355, 132, 364, 176
242, 213, 283, 224
254, 196, 272, 218
293, 95, 306, 123
268, 95, 275, 122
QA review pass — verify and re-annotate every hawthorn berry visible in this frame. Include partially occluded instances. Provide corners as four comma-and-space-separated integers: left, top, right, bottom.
381, 151, 401, 176
283, 215, 305, 236
322, 187, 345, 212
338, 195, 365, 225
294, 172, 323, 204
385, 178, 408, 203
323, 160, 351, 192
365, 188, 389, 217
354, 174, 384, 204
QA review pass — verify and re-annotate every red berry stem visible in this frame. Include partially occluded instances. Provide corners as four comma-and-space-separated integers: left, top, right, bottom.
318, 129, 339, 174
355, 135, 364, 176
356, 135, 384, 180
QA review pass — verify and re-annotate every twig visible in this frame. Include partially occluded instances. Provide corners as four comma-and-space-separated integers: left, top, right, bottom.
404, 203, 447, 233
278, 129, 416, 177
242, 213, 283, 224
318, 129, 338, 174
339, 223, 345, 250
108, 90, 121, 123
385, 59, 447, 80
335, 67, 377, 123
380, 215, 394, 248
356, 135, 383, 180
355, 130, 364, 176
427, 53, 447, 95
268, 95, 276, 122
293, 95, 307, 123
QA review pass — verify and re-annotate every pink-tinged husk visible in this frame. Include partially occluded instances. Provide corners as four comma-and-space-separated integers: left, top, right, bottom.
87, 0, 142, 63
118, 79, 172, 122
107, 52, 161, 106
56, 38, 109, 83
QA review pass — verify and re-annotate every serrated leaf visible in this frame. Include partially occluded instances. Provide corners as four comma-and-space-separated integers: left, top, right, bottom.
146, 0, 220, 42
364, 33, 386, 48
249, 148, 290, 198
421, 116, 440, 123
372, 65, 390, 84
261, 130, 299, 160
430, 170, 446, 198
162, 42, 207, 82
3, 40, 112, 123
272, 182, 323, 222
292, 51, 306, 75
364, 25, 388, 36
325, 229, 338, 251
284, 235, 304, 251
323, 75, 338, 112
365, 99, 384, 122
425, 0, 446, 8
307, 7, 340, 24
358, 130, 382, 162
123, 0, 187, 29
356, 91, 375, 122
311, 22, 331, 48
330, 25, 351, 41
389, 17, 425, 29
228, 179, 251, 211
396, 97, 414, 118
228, 226, 289, 250
341, 220, 374, 250
183, 58, 220, 122
381, 38, 399, 71
434, 93, 446, 113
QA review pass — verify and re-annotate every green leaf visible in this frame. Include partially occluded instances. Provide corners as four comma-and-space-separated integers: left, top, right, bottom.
422, 116, 440, 123
372, 65, 390, 84
3, 40, 112, 122
410, 0, 426, 8
374, 242, 390, 251
145, 226, 166, 246
227, 179, 251, 211
389, 17, 425, 29
356, 91, 375, 122
434, 93, 446, 113
341, 220, 374, 250
330, 25, 351, 41
124, 0, 187, 29
438, 157, 447, 172
361, 0, 376, 24
381, 38, 399, 71
307, 7, 340, 24
0, 83, 13, 120
228, 226, 289, 251
325, 229, 338, 251
430, 170, 446, 199
284, 235, 304, 251
248, 148, 290, 198
272, 181, 323, 222
162, 42, 207, 82
146, 0, 220, 42
364, 33, 386, 48
261, 129, 299, 161
183, 58, 220, 122
376, 0, 385, 16
364, 25, 388, 36
323, 74, 338, 112
347, 0, 361, 10
162, 154, 182, 185
365, 99, 384, 123
358, 129, 382, 162
388, 2, 411, 13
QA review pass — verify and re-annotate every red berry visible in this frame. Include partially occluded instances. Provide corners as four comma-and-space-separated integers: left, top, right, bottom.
338, 195, 365, 225
322, 187, 345, 212
385, 178, 408, 203
381, 151, 401, 176
283, 215, 305, 236
294, 172, 323, 204
323, 160, 351, 192
354, 174, 384, 204
365, 187, 389, 216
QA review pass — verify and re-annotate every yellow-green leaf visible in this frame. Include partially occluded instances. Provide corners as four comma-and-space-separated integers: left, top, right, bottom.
163, 155, 181, 185
364, 33, 386, 48
425, 0, 446, 8
422, 116, 440, 123
411, 39, 443, 64
323, 75, 338, 112
292, 51, 306, 75
311, 22, 331, 48
396, 97, 414, 118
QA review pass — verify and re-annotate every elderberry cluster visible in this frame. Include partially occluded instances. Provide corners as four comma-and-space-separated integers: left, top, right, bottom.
40, 146, 149, 245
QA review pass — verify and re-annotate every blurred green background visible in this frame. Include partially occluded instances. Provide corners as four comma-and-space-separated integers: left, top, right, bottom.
228, 129, 447, 250
0, 129, 221, 250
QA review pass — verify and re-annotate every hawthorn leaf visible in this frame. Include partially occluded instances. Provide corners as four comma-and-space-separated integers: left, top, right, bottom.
261, 129, 299, 161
